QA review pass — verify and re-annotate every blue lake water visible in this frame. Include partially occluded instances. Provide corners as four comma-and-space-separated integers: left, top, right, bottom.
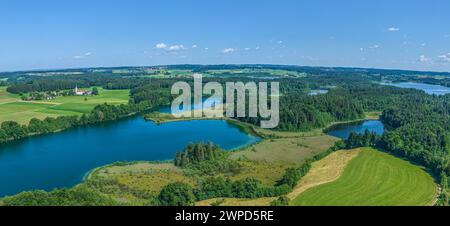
326, 120, 385, 140
380, 82, 450, 96
0, 117, 260, 197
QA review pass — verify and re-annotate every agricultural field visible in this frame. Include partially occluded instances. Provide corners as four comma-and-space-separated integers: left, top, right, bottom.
0, 87, 129, 124
140, 69, 194, 78
0, 87, 20, 103
291, 148, 437, 206
203, 69, 307, 78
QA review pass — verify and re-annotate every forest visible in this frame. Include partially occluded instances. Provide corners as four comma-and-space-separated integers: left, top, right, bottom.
0, 65, 449, 205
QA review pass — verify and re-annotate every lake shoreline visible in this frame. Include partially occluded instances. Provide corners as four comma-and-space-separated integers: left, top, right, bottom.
0, 109, 379, 198
379, 81, 450, 96
0, 115, 261, 197
82, 118, 265, 183
83, 113, 381, 184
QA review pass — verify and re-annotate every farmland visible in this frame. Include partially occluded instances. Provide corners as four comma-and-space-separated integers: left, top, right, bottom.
0, 87, 129, 124
291, 148, 437, 206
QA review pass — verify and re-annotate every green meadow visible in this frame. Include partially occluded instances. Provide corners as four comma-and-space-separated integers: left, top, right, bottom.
0, 87, 130, 124
291, 148, 437, 206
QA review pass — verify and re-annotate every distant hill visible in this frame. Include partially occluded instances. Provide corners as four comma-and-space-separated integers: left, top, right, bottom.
1, 64, 449, 79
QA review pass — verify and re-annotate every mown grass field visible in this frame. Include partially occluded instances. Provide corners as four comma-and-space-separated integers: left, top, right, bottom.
291, 148, 437, 206
0, 87, 129, 124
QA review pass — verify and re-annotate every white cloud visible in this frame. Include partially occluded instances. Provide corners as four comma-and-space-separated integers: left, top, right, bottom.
414, 53, 450, 64
156, 43, 167, 49
359, 47, 364, 52
192, 44, 198, 48
204, 47, 209, 50
255, 46, 260, 50
371, 44, 380, 49
74, 52, 93, 59
244, 48, 250, 51
418, 55, 431, 63
387, 27, 400, 32
155, 43, 186, 52
221, 48, 235, 54
438, 53, 450, 63
277, 40, 284, 44
167, 45, 185, 51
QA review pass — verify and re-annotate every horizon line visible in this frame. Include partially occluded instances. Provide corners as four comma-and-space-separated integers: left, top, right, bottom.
1, 63, 449, 75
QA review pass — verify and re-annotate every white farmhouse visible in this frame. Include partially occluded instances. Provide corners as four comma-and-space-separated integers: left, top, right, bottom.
74, 85, 92, 96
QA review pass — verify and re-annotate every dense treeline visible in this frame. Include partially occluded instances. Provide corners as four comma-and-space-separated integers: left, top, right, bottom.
7, 79, 91, 94
174, 143, 224, 167
239, 89, 365, 132
2, 186, 118, 206
346, 130, 380, 149
333, 84, 424, 112
129, 82, 174, 104
378, 95, 450, 176
158, 182, 196, 206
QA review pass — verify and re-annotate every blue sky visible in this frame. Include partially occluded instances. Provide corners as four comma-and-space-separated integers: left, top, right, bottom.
1, 0, 450, 72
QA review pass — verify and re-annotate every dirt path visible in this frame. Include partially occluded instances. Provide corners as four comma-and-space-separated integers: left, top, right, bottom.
428, 185, 442, 206
287, 149, 362, 200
